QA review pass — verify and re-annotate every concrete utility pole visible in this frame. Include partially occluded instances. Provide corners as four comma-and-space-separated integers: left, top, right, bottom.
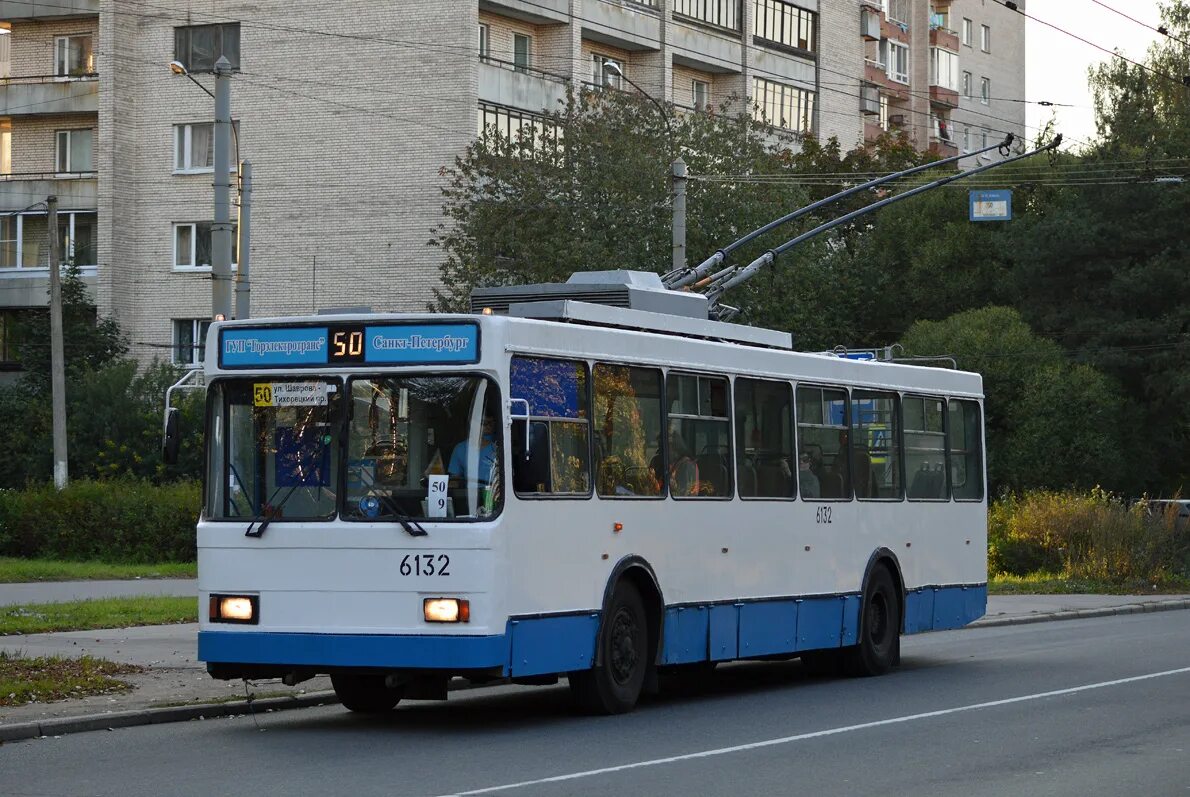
671, 157, 687, 273
211, 55, 234, 320
235, 160, 252, 319
47, 195, 68, 489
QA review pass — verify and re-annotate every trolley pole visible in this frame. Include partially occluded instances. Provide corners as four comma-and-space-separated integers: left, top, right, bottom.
235, 159, 252, 319
672, 157, 687, 274
47, 195, 68, 489
211, 55, 234, 320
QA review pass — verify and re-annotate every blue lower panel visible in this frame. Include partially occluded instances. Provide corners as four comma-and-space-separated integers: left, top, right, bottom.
509, 614, 599, 677
199, 630, 510, 671
739, 600, 798, 657
796, 597, 845, 651
709, 604, 739, 661
903, 584, 988, 633
841, 595, 861, 646
904, 588, 936, 634
662, 606, 710, 665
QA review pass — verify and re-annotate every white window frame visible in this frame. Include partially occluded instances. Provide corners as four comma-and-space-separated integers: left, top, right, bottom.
173, 122, 239, 174
593, 53, 622, 89
692, 79, 710, 111
0, 211, 96, 270
980, 24, 990, 52
961, 18, 973, 47
55, 128, 93, 174
879, 94, 889, 130
882, 0, 909, 25
172, 318, 212, 366
54, 34, 93, 78
980, 76, 990, 105
0, 128, 10, 176
513, 33, 532, 72
930, 48, 960, 92
173, 221, 238, 272
886, 41, 909, 85
962, 126, 970, 153
962, 70, 971, 98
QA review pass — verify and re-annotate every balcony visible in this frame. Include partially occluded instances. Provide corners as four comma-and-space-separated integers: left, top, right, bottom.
478, 57, 570, 115
881, 16, 909, 44
861, 6, 882, 41
864, 60, 909, 101
929, 26, 960, 51
0, 0, 98, 20
478, 0, 570, 24
864, 120, 886, 143
0, 172, 97, 212
929, 138, 959, 158
0, 75, 98, 116
584, 0, 662, 51
929, 85, 959, 108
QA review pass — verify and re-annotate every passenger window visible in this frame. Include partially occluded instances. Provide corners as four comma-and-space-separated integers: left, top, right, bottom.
735, 378, 794, 499
851, 391, 902, 500
904, 396, 947, 500
796, 386, 849, 500
948, 400, 984, 500
593, 364, 664, 498
510, 357, 591, 496
667, 373, 732, 498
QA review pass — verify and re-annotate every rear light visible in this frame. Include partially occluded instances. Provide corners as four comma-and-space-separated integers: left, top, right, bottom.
209, 594, 259, 624
424, 598, 470, 623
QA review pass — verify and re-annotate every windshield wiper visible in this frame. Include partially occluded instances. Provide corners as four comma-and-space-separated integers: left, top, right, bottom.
244, 485, 299, 538
382, 499, 428, 538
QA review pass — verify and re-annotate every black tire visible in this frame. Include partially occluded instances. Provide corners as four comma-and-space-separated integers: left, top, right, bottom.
331, 673, 403, 714
569, 580, 649, 714
843, 565, 901, 677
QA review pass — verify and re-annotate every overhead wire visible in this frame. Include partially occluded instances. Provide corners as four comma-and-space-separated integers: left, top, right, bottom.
1089, 0, 1190, 50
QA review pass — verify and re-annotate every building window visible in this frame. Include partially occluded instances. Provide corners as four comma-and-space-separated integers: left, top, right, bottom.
477, 103, 558, 151
513, 33, 531, 72
62, 213, 95, 265
962, 126, 970, 152
174, 122, 238, 172
982, 128, 989, 148
674, 0, 740, 31
753, 77, 815, 134
54, 35, 93, 77
879, 94, 889, 130
478, 24, 490, 61
174, 23, 240, 73
931, 114, 952, 143
980, 24, 990, 52
882, 0, 909, 25
886, 41, 909, 84
962, 18, 973, 46
931, 48, 959, 91
55, 129, 94, 173
962, 70, 971, 98
980, 76, 990, 104
692, 79, 710, 110
0, 216, 16, 268
753, 0, 816, 53
0, 309, 22, 366
174, 222, 237, 270
0, 128, 10, 175
593, 53, 622, 88
173, 319, 212, 366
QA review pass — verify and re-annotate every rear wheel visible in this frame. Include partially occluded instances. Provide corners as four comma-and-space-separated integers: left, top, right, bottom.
843, 565, 901, 677
331, 673, 403, 714
570, 580, 648, 714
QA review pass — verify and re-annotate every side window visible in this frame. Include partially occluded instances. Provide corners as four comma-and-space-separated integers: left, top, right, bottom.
796, 386, 849, 500
667, 373, 732, 498
510, 357, 591, 496
948, 400, 984, 500
851, 391, 901, 499
735, 378, 794, 499
594, 364, 664, 498
904, 396, 947, 500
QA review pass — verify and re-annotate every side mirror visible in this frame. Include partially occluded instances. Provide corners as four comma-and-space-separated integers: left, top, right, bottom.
163, 408, 181, 465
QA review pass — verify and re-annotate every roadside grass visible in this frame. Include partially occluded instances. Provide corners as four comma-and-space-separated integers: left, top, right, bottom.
989, 572, 1190, 595
1, 596, 198, 636
0, 650, 143, 707
0, 557, 196, 583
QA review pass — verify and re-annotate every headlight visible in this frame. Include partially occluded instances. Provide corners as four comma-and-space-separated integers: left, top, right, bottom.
424, 598, 470, 623
209, 594, 258, 624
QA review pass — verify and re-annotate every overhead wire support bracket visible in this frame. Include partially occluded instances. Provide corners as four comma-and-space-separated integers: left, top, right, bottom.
665, 133, 1015, 290
703, 134, 1062, 317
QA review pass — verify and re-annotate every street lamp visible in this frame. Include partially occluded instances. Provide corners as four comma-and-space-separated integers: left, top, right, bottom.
600, 61, 687, 275
168, 58, 251, 321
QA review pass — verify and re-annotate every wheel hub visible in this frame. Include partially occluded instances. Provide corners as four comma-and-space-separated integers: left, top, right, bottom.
609, 609, 638, 684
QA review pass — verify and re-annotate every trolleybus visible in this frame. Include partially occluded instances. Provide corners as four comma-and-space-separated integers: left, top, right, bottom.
180, 275, 987, 715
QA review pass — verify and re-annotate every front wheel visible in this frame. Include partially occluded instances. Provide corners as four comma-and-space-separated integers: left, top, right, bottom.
842, 565, 901, 677
331, 673, 403, 714
569, 580, 648, 714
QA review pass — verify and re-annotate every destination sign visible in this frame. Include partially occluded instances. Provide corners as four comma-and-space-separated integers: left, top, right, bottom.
219, 323, 480, 369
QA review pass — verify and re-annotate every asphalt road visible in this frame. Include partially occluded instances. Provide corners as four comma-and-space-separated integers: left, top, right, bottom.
3, 611, 1188, 797
0, 579, 196, 606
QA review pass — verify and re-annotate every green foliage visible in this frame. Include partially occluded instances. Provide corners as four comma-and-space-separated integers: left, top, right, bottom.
0, 479, 200, 563
0, 652, 141, 707
989, 489, 1190, 588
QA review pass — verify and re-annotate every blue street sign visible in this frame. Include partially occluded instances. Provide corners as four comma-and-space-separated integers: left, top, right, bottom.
970, 189, 1012, 222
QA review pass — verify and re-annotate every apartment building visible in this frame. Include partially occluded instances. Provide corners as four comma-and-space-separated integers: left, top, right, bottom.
0, 0, 1021, 370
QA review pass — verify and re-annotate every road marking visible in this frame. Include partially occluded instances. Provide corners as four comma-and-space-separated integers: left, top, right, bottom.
432, 666, 1190, 797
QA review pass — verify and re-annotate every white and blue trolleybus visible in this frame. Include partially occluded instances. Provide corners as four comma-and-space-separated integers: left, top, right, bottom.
186, 271, 987, 714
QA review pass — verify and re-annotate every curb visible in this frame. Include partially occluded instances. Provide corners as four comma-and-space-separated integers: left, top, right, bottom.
4, 598, 1188, 742
971, 597, 1190, 628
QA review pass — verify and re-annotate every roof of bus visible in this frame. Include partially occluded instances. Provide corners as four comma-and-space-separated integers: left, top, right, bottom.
206, 312, 984, 398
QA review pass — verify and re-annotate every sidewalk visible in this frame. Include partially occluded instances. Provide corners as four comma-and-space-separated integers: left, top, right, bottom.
0, 579, 196, 606
2, 591, 1188, 741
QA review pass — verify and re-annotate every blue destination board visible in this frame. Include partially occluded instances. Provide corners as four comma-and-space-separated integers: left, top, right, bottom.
219, 323, 479, 368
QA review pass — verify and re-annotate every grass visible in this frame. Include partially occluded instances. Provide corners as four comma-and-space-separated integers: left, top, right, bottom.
0, 650, 143, 707
0, 557, 196, 583
989, 572, 1190, 595
1, 596, 198, 636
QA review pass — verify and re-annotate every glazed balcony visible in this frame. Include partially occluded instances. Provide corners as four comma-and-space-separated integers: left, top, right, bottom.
0, 75, 98, 116
0, 0, 98, 20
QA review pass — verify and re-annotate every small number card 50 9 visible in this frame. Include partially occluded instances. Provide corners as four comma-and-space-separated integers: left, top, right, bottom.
427, 474, 450, 518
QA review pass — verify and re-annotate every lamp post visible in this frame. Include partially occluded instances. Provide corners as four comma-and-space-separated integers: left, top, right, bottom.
169, 58, 251, 320
600, 61, 687, 274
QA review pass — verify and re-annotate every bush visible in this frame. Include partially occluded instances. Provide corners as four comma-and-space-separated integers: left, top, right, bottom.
0, 480, 200, 563
989, 488, 1190, 586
